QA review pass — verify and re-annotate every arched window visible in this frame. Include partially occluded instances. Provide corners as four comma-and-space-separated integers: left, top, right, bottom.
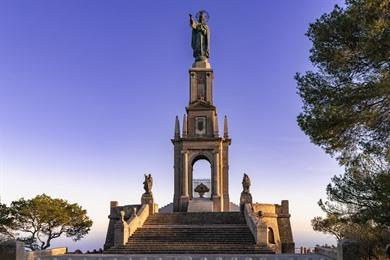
192, 159, 211, 198
268, 227, 275, 244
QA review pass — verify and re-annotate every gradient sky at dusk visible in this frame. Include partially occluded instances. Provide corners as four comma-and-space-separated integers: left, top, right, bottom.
0, 0, 344, 251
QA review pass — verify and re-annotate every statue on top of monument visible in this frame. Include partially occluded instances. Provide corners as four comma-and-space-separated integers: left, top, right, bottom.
143, 174, 153, 194
189, 10, 210, 62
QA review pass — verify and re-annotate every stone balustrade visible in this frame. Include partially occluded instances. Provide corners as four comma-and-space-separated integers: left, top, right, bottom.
314, 247, 337, 259
114, 203, 153, 247
243, 203, 267, 246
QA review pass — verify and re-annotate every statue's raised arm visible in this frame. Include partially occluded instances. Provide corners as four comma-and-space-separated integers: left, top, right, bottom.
189, 14, 195, 28
190, 10, 210, 62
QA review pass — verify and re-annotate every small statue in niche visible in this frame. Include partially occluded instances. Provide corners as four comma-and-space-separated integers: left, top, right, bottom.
143, 174, 153, 194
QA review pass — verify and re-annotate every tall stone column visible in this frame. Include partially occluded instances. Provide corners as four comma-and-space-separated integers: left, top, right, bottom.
212, 151, 220, 196
179, 151, 189, 211
212, 151, 221, 211
182, 151, 189, 196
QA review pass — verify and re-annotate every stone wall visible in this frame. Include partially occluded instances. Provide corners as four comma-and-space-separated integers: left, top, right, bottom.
25, 247, 67, 260
252, 200, 294, 254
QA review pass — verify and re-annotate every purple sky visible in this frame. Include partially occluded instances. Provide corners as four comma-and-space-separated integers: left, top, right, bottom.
0, 0, 344, 251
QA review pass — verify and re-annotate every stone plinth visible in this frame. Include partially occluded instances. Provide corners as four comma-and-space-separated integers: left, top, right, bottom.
187, 198, 213, 212
141, 193, 153, 205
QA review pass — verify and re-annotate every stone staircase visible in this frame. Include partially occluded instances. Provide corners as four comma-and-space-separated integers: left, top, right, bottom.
105, 212, 274, 254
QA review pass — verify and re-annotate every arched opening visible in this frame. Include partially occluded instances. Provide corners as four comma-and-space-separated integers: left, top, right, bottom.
191, 159, 212, 199
268, 227, 275, 244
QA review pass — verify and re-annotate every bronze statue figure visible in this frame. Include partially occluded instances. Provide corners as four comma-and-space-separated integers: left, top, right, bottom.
189, 10, 210, 62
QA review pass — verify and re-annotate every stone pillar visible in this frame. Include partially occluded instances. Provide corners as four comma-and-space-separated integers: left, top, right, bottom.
337, 240, 360, 260
104, 201, 119, 250
179, 151, 189, 211
257, 221, 268, 246
206, 71, 213, 103
182, 151, 189, 196
212, 151, 221, 211
183, 114, 188, 137
173, 144, 180, 212
213, 114, 219, 137
114, 211, 129, 247
190, 71, 197, 103
0, 240, 24, 260
212, 151, 220, 196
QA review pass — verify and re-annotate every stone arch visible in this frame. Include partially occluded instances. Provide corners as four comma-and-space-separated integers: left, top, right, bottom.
189, 151, 213, 166
188, 151, 214, 199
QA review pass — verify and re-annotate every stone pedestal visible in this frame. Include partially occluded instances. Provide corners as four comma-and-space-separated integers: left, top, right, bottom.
188, 198, 213, 212
192, 60, 211, 68
239, 192, 252, 212
212, 195, 221, 212
141, 193, 153, 205
178, 196, 189, 212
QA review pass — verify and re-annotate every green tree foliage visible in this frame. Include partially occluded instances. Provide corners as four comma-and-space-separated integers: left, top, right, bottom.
0, 204, 15, 241
312, 214, 390, 258
0, 194, 93, 250
296, 0, 390, 256
296, 0, 390, 170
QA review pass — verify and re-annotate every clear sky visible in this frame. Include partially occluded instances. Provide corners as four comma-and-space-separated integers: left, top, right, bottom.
0, 0, 345, 252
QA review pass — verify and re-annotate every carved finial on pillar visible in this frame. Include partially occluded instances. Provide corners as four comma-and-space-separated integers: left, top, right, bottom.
174, 116, 180, 139
240, 173, 253, 212
182, 114, 188, 137
132, 207, 137, 217
224, 115, 229, 138
118, 210, 126, 223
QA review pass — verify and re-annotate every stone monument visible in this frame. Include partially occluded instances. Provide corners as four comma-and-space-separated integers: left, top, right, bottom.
104, 11, 295, 254
172, 10, 231, 212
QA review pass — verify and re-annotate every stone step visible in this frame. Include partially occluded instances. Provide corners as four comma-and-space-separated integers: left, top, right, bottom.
127, 238, 255, 242
145, 212, 246, 225
106, 247, 275, 254
104, 212, 275, 255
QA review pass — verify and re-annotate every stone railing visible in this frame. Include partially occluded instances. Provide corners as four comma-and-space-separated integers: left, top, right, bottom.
314, 240, 361, 260
243, 203, 267, 246
114, 203, 152, 247
314, 247, 337, 260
